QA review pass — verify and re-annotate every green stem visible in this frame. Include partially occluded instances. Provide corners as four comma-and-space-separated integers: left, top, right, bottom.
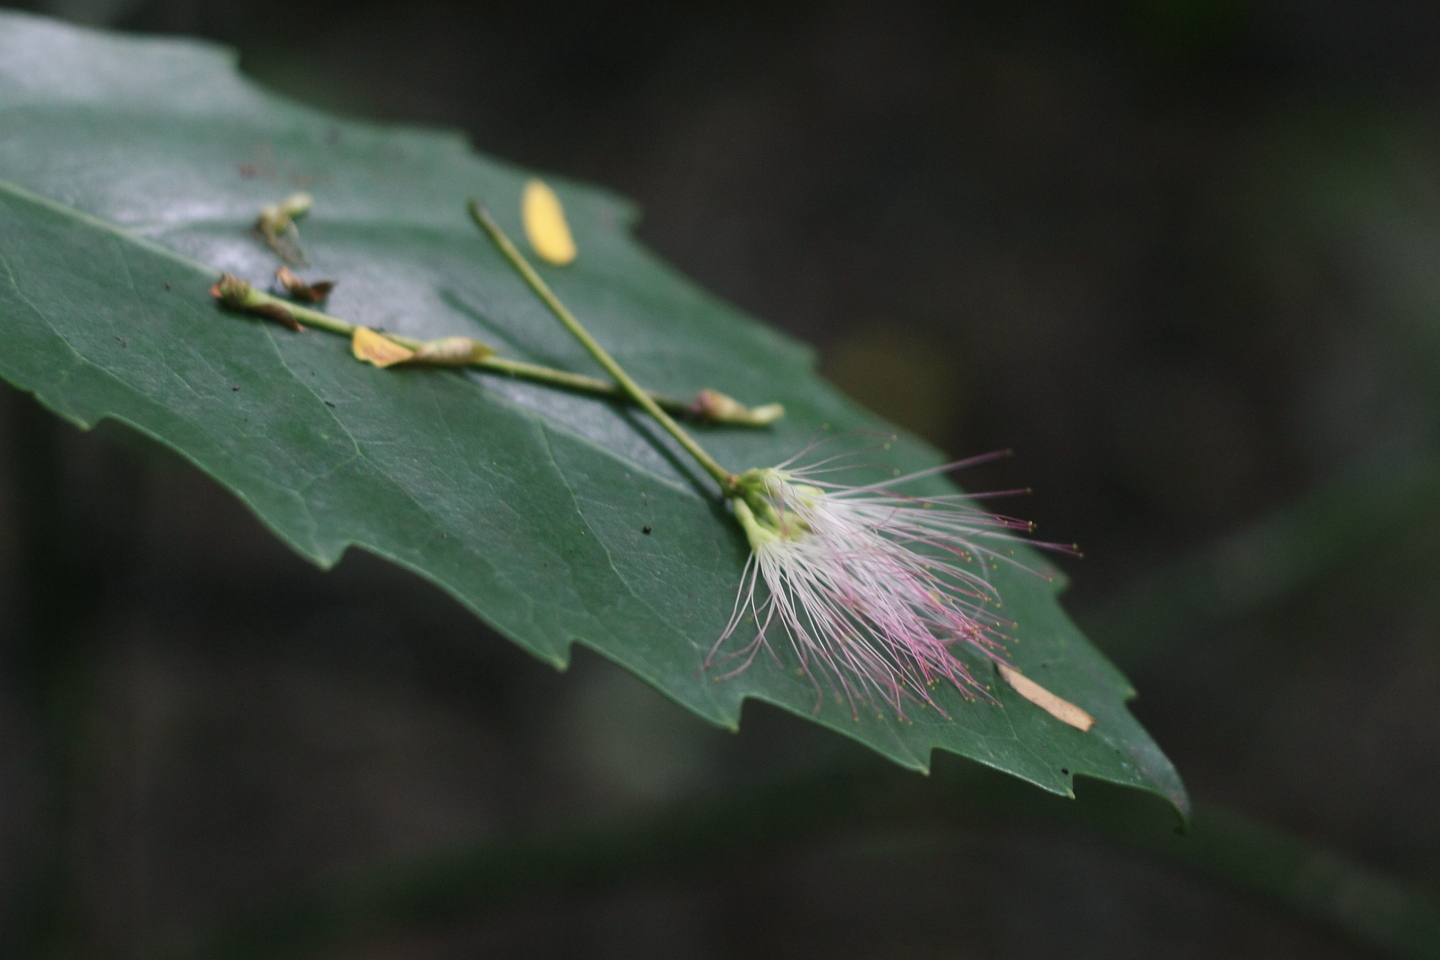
481, 356, 695, 416
234, 284, 356, 338
469, 200, 737, 492
218, 280, 724, 419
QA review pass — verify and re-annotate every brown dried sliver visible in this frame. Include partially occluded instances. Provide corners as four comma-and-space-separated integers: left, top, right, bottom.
997, 664, 1095, 732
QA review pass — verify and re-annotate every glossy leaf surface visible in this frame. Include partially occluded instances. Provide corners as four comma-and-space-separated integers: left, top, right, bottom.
0, 12, 1186, 813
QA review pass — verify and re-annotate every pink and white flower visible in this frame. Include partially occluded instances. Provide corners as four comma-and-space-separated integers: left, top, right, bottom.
713, 452, 1062, 719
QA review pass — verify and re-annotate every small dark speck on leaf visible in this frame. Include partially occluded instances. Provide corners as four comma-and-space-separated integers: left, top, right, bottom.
642, 525, 652, 534
1061, 768, 1070, 775
324, 400, 336, 407
232, 386, 240, 391
164, 282, 170, 290
114, 336, 127, 347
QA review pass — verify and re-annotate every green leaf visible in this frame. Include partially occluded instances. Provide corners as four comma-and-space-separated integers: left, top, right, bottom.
0, 12, 1185, 814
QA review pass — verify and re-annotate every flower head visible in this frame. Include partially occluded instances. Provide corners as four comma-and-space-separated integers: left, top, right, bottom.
713, 452, 1059, 719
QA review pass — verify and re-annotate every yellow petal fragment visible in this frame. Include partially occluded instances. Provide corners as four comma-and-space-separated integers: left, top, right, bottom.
522, 178, 577, 265
409, 337, 497, 366
352, 326, 415, 368
997, 664, 1095, 732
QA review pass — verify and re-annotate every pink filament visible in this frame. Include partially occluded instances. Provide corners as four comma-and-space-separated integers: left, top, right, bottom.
711, 460, 1065, 719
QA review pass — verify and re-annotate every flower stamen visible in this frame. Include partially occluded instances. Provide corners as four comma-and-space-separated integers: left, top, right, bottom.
711, 460, 1065, 719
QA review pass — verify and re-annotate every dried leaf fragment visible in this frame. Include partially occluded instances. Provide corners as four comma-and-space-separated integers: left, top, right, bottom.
352, 327, 416, 368
997, 664, 1095, 732
249, 302, 304, 332
521, 179, 577, 265
255, 192, 313, 267
275, 266, 334, 303
351, 328, 496, 369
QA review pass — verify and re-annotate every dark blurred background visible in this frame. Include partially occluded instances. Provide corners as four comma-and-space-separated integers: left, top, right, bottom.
4, 0, 1440, 956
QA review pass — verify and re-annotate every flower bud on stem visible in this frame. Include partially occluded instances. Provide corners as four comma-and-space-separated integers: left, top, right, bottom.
210, 273, 772, 426
255, 192, 314, 266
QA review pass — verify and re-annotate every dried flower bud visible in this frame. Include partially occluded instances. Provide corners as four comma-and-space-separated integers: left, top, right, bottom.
255, 193, 314, 267
690, 388, 784, 426
351, 327, 495, 368
210, 272, 302, 331
409, 336, 496, 366
209, 272, 252, 306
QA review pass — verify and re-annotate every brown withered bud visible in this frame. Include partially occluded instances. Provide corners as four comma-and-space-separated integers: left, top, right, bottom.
275, 266, 335, 303
209, 272, 251, 305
